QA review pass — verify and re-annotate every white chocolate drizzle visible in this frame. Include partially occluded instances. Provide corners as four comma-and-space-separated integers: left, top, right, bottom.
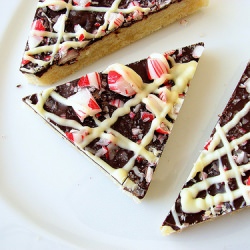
180, 118, 250, 213
24, 49, 201, 197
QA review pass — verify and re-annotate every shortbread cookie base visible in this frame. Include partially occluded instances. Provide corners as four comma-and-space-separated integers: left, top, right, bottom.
23, 0, 208, 85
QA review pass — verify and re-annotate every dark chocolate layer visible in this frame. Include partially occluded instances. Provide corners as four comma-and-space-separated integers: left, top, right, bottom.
23, 43, 203, 199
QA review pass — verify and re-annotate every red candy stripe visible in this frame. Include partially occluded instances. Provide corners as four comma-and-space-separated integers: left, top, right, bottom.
78, 72, 101, 89
88, 98, 101, 110
32, 19, 45, 31
147, 54, 169, 80
246, 176, 250, 186
141, 112, 155, 122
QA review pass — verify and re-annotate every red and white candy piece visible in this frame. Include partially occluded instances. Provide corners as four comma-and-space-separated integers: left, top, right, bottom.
74, 24, 87, 41
144, 94, 170, 134
147, 53, 170, 80
246, 176, 250, 186
203, 138, 212, 151
21, 59, 30, 66
141, 111, 155, 122
31, 19, 45, 31
95, 143, 117, 160
109, 99, 124, 108
95, 146, 109, 159
128, 1, 140, 9
108, 13, 124, 31
105, 63, 143, 97
128, 1, 143, 20
145, 166, 154, 183
164, 50, 176, 57
108, 70, 136, 96
48, 0, 66, 11
73, 0, 91, 7
158, 86, 169, 102
78, 72, 101, 89
156, 122, 170, 134
129, 111, 136, 119
28, 19, 45, 49
233, 149, 247, 165
132, 127, 142, 136
66, 129, 88, 143
67, 88, 101, 122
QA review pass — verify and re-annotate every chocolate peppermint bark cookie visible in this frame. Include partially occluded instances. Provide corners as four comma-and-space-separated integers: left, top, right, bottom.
23, 43, 204, 200
19, 0, 208, 85
161, 61, 250, 234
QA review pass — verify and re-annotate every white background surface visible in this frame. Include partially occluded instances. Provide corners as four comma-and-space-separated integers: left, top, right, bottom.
0, 0, 250, 249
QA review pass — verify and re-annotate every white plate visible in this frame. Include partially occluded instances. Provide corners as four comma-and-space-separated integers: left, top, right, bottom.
1, 0, 250, 249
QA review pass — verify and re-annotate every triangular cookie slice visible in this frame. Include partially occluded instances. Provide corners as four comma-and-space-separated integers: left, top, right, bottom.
19, 0, 208, 85
23, 43, 204, 200
161, 61, 250, 234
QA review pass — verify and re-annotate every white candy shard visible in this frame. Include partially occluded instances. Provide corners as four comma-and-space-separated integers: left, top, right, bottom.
28, 19, 45, 49
28, 35, 43, 49
53, 14, 66, 33
192, 45, 204, 58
